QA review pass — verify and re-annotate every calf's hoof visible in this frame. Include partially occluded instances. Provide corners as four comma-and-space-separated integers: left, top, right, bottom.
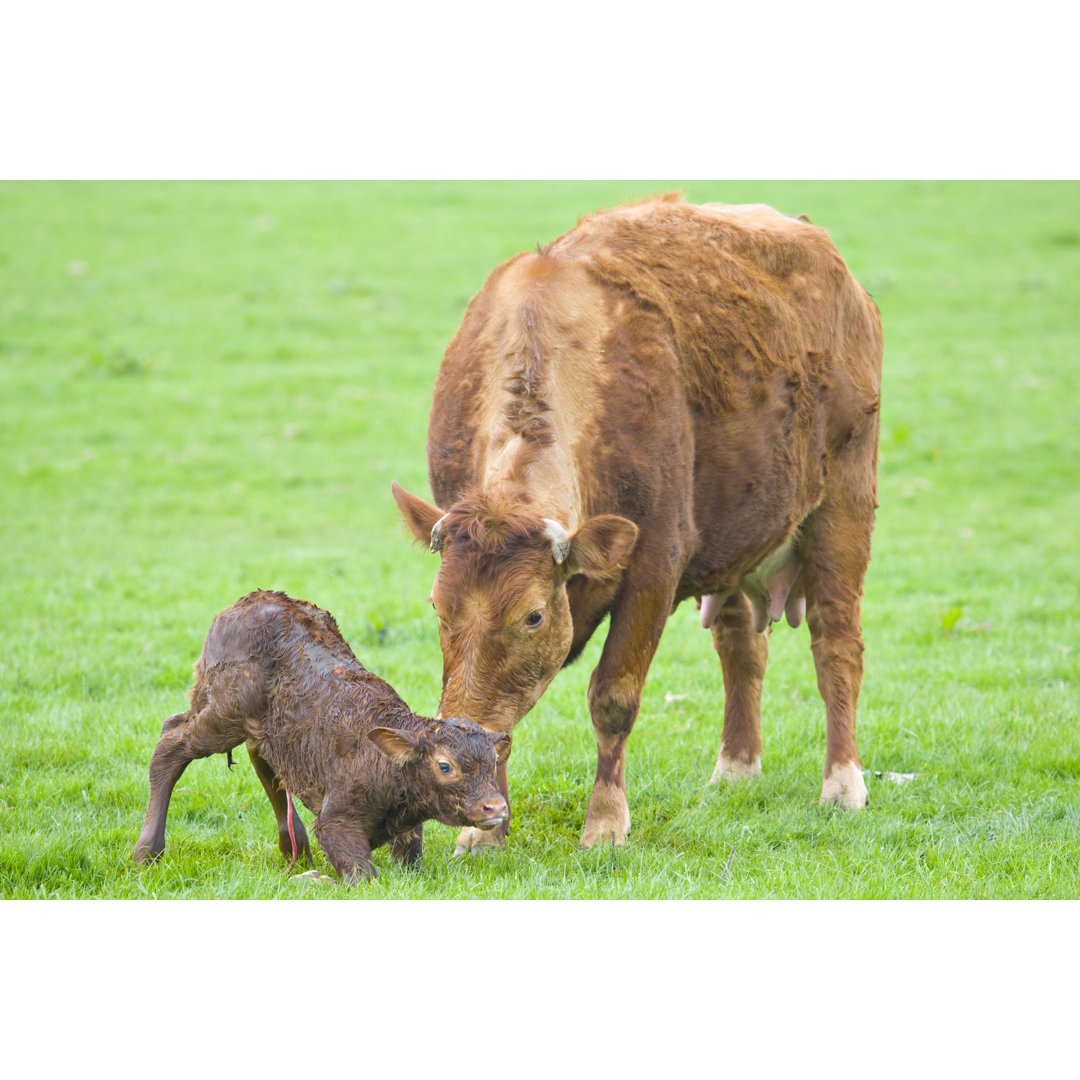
132, 837, 164, 864
819, 761, 868, 809
708, 753, 762, 785
278, 831, 314, 866
340, 864, 378, 885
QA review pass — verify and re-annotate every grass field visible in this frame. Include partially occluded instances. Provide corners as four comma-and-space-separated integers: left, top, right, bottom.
2, 180, 1078, 900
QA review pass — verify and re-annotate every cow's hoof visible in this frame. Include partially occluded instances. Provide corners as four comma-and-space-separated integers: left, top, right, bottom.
819, 761, 868, 809
453, 825, 506, 856
580, 819, 630, 849
291, 869, 333, 883
708, 753, 762, 784
581, 783, 631, 848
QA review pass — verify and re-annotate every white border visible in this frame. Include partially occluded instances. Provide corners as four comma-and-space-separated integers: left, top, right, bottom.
3, 2, 1077, 178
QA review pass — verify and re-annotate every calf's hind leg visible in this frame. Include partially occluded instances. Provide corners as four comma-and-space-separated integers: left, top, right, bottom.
247, 743, 312, 866
133, 712, 192, 862
132, 705, 246, 862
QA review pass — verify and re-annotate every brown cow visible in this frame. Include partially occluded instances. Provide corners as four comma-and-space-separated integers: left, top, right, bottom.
393, 194, 882, 851
132, 590, 509, 881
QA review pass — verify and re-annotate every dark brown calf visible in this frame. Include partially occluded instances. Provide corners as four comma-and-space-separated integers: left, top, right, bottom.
132, 590, 508, 882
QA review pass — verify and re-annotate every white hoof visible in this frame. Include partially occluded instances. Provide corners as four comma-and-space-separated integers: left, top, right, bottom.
580, 782, 631, 849
452, 825, 505, 856
820, 761, 868, 808
291, 869, 333, 883
708, 754, 762, 784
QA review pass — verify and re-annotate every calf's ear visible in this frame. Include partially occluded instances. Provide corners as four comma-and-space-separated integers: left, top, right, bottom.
488, 730, 511, 765
368, 726, 421, 764
567, 515, 639, 580
391, 483, 446, 547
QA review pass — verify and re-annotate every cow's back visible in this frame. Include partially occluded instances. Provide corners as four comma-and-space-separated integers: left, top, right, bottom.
541, 197, 883, 586
426, 195, 882, 581
549, 195, 881, 419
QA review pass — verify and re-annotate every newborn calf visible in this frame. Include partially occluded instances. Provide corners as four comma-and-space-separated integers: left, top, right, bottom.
133, 590, 509, 882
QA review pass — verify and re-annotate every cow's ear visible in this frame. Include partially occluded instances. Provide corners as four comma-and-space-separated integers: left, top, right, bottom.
368, 726, 421, 764
566, 515, 639, 579
392, 483, 446, 547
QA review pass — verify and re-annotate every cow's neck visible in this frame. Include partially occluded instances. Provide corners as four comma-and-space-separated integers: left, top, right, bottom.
480, 436, 582, 531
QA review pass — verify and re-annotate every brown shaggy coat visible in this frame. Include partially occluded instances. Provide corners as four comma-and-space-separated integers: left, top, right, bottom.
133, 590, 508, 880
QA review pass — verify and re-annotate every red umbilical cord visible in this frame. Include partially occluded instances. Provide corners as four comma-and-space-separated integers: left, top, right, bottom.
285, 789, 299, 872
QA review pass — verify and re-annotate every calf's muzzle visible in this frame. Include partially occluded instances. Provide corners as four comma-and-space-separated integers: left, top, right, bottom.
469, 794, 510, 830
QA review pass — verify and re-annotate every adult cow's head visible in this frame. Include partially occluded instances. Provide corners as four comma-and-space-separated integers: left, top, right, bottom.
392, 483, 638, 734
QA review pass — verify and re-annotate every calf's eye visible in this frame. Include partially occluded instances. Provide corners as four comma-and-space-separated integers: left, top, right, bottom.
439, 762, 451, 774
525, 610, 544, 629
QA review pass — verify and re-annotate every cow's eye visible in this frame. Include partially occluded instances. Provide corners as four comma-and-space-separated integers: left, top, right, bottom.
525, 610, 544, 629
438, 761, 451, 774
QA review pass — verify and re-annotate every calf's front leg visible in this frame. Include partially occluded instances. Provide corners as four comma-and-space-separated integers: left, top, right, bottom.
314, 804, 377, 883
389, 825, 423, 867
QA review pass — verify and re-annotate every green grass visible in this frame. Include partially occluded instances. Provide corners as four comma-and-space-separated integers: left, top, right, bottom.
2, 180, 1078, 900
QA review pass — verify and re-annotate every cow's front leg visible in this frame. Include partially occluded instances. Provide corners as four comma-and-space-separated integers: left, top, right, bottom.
581, 583, 673, 849
453, 757, 510, 855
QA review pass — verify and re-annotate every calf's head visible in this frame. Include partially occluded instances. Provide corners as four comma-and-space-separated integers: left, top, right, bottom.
368, 717, 509, 828
392, 483, 638, 732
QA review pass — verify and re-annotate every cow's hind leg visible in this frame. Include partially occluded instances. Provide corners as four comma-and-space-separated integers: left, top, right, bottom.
133, 707, 245, 862
247, 743, 313, 867
800, 471, 876, 809
708, 591, 769, 783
